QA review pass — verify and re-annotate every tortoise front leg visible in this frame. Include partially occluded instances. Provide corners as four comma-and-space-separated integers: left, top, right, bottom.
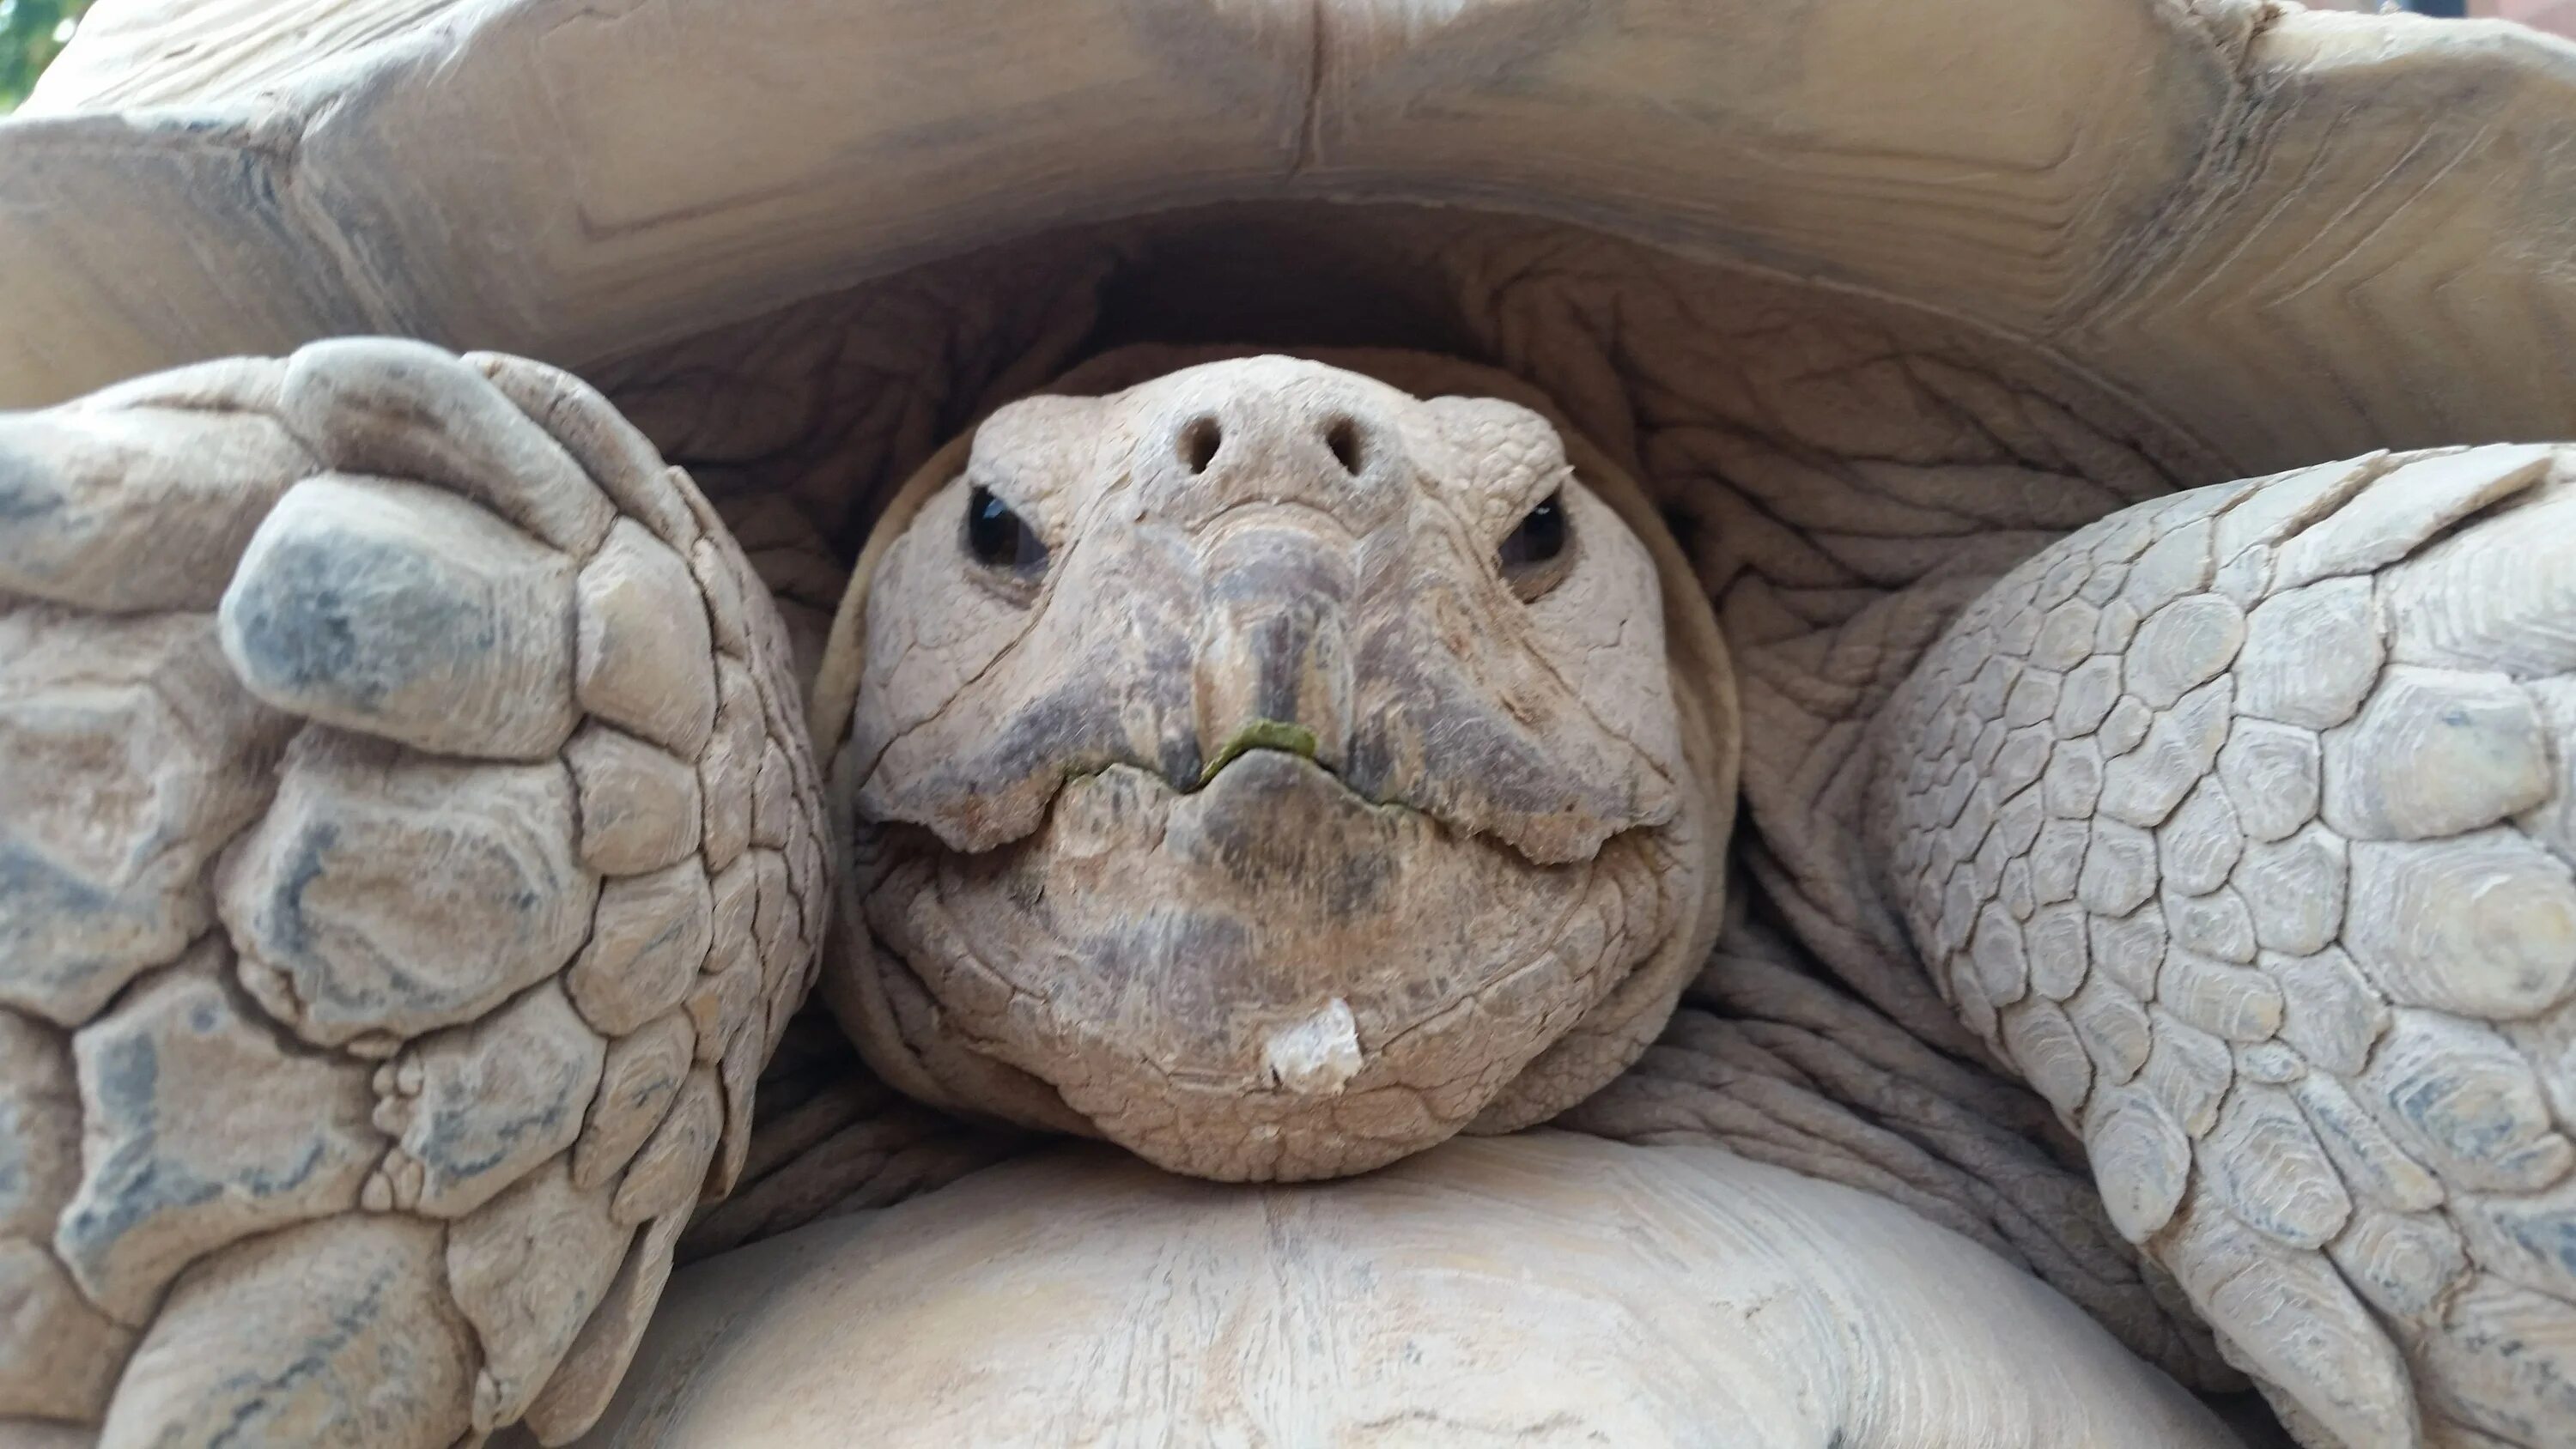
0, 342, 827, 1446
1874, 443, 2576, 1449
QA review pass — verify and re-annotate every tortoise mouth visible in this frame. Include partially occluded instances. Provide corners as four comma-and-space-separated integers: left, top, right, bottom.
853, 749, 1681, 1179
1194, 725, 1321, 788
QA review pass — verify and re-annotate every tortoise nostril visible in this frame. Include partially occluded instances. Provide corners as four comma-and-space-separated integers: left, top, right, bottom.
1324, 418, 1363, 475
1181, 416, 1223, 475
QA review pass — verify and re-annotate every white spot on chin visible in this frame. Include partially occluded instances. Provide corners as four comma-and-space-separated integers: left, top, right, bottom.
1261, 998, 1363, 1096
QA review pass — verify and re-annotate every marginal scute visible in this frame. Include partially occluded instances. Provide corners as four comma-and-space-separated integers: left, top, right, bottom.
0, 1240, 132, 1420
2261, 948, 2387, 1079
2214, 717, 2320, 845
611, 1068, 723, 1226
0, 613, 291, 1027
2095, 676, 2231, 828
216, 730, 599, 1047
2345, 833, 2576, 1020
699, 658, 762, 875
2272, 445, 2555, 593
574, 518, 720, 760
2069, 974, 2154, 1085
565, 724, 705, 876
2086, 1084, 2190, 1242
2417, 1280, 2576, 1446
572, 1013, 696, 1192
100, 1213, 472, 1449
567, 859, 715, 1039
0, 1013, 77, 1240
2357, 1009, 2573, 1195
2329, 1205, 2468, 1319
276, 337, 617, 557
2233, 828, 2344, 957
2157, 948, 2283, 1044
2321, 666, 2551, 841
2234, 577, 2381, 731
2126, 594, 2243, 711
2198, 1084, 2350, 1251
2155, 778, 2241, 897
2162, 1205, 2419, 1449
519, 1212, 687, 1446
2291, 1070, 2445, 1215
1999, 997, 2091, 1118
368, 981, 607, 1217
2383, 485, 2576, 678
58, 943, 378, 1325
2141, 1009, 2230, 1137
219, 475, 580, 761
447, 1159, 635, 1432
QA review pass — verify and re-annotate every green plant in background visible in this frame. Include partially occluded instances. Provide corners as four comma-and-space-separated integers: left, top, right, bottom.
1, 0, 93, 112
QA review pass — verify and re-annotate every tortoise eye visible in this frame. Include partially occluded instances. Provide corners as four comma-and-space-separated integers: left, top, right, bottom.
964, 485, 1048, 573
1498, 490, 1574, 600
1498, 492, 1567, 569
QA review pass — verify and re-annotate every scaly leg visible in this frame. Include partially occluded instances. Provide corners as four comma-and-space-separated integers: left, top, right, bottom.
0, 341, 827, 1446
1875, 443, 2576, 1448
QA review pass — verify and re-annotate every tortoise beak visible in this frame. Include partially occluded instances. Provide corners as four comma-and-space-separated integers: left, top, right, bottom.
1191, 521, 1357, 785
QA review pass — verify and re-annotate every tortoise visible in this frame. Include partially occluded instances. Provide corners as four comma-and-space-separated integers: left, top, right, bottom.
3, 0, 2576, 1446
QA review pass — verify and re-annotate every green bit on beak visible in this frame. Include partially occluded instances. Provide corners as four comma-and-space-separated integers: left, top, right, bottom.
1199, 719, 1321, 785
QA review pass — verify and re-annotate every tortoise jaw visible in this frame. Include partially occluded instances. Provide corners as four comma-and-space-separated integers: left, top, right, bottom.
1194, 720, 1321, 788
850, 750, 1685, 1179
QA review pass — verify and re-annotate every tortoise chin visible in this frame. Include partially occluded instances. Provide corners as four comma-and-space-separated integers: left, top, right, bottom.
848, 747, 1683, 1180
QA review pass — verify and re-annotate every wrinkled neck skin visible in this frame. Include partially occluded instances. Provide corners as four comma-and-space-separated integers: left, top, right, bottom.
811, 349, 1735, 1182
777, 340, 2231, 1388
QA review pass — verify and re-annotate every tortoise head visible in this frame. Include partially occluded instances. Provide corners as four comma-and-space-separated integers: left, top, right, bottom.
817, 354, 1731, 1179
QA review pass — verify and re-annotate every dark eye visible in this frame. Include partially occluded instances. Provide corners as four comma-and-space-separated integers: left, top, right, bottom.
964, 485, 1048, 573
1498, 491, 1568, 570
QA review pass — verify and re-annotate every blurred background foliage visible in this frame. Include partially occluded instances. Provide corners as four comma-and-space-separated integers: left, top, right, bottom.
2, 0, 94, 112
